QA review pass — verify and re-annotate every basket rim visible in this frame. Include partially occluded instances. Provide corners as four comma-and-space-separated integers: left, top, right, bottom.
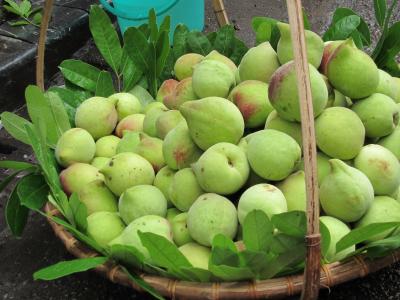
44, 202, 400, 299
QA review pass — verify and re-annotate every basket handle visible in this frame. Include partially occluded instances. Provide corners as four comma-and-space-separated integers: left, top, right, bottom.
36, 0, 54, 90
212, 0, 229, 26
286, 0, 321, 299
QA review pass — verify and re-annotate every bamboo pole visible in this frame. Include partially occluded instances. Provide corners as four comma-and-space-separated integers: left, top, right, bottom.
212, 0, 229, 26
285, 1, 321, 299
36, 0, 54, 90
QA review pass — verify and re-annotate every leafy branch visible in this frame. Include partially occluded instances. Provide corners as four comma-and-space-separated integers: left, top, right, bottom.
3, 0, 42, 27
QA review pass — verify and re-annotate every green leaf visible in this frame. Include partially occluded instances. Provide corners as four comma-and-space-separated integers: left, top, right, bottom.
331, 8, 371, 46
255, 22, 271, 45
272, 211, 307, 238
351, 30, 364, 49
24, 123, 72, 224
17, 174, 49, 211
229, 37, 248, 66
19, 0, 31, 16
33, 257, 108, 280
138, 232, 192, 275
47, 87, 82, 108
46, 87, 81, 126
372, 0, 399, 60
210, 234, 240, 267
64, 81, 93, 101
179, 267, 213, 282
251, 17, 278, 45
186, 31, 212, 56
69, 193, 88, 232
120, 47, 142, 92
320, 221, 331, 260
370, 235, 400, 253
3, 4, 22, 16
207, 32, 217, 44
0, 112, 32, 145
159, 51, 175, 82
109, 244, 144, 268
323, 15, 361, 42
47, 214, 106, 255
25, 85, 70, 148
336, 222, 400, 253
46, 90, 72, 134
385, 58, 400, 77
209, 264, 254, 281
148, 8, 158, 43
239, 250, 275, 278
270, 233, 304, 255
243, 210, 273, 252
374, 0, 387, 27
156, 30, 170, 77
95, 71, 115, 97
59, 59, 102, 92
251, 16, 278, 32
270, 25, 281, 50
89, 6, 122, 74
0, 160, 34, 170
32, 12, 42, 25
4, 0, 23, 16
138, 23, 150, 38
121, 267, 165, 300
147, 44, 158, 98
172, 24, 189, 60
302, 8, 311, 30
8, 20, 30, 26
5, 186, 29, 237
375, 21, 400, 67
159, 15, 171, 36
27, 6, 42, 17
123, 27, 150, 73
128, 85, 155, 108
213, 25, 235, 57
258, 245, 306, 279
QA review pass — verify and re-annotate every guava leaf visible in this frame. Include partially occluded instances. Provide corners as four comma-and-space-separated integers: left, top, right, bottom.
89, 5, 122, 74
213, 25, 235, 57
173, 24, 189, 60
243, 210, 273, 252
272, 211, 307, 238
186, 31, 212, 56
5, 186, 29, 237
33, 257, 108, 280
59, 59, 102, 92
336, 222, 400, 253
17, 174, 49, 211
0, 112, 32, 145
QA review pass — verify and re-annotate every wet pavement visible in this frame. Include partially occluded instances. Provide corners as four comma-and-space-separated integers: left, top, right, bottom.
1, 0, 400, 299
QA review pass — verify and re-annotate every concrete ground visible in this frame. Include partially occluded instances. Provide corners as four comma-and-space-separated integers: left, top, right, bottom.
1, 0, 400, 299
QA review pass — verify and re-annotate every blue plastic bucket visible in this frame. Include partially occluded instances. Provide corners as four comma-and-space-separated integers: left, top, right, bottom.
99, 0, 204, 36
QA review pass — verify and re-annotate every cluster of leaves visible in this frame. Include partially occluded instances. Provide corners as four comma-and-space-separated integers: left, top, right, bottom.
56, 5, 248, 103
252, 0, 400, 76
2, 0, 42, 27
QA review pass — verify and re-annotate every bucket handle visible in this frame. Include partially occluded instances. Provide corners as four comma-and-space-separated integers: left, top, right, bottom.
99, 0, 179, 20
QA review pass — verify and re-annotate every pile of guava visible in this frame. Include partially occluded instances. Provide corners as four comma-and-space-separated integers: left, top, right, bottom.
55, 22, 400, 269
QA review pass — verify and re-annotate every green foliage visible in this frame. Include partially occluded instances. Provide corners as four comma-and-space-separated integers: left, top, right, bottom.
33, 257, 108, 280
3, 0, 42, 27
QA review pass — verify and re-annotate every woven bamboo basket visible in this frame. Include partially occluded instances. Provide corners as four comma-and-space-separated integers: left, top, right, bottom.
36, 0, 400, 299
